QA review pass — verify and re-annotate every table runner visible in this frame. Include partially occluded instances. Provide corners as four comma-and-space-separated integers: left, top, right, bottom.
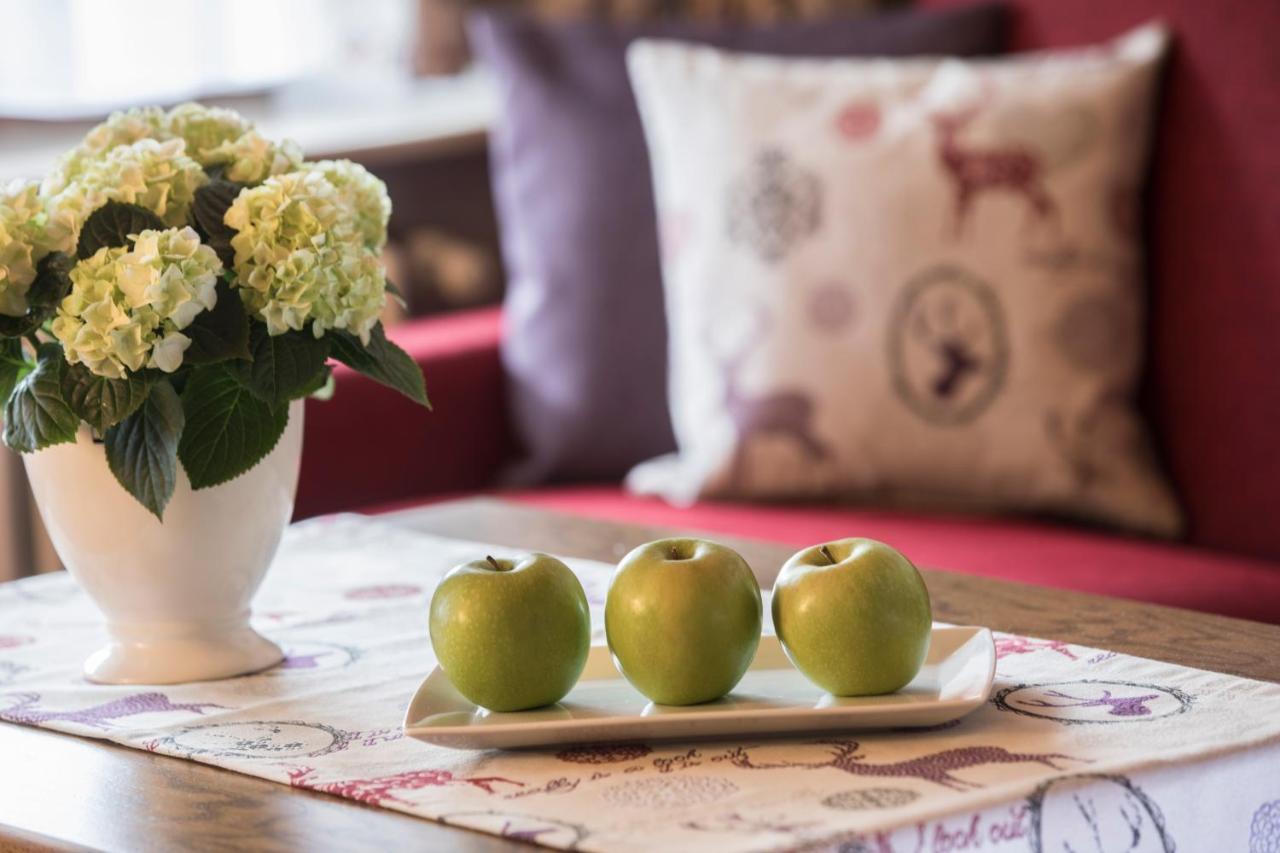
2, 514, 1279, 852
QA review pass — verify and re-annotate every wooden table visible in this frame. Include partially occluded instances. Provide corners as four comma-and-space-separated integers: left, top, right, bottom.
2, 498, 1277, 852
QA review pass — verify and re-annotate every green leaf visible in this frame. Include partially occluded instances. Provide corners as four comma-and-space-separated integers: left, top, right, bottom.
26, 251, 76, 309
192, 179, 243, 268
104, 380, 184, 520
0, 313, 38, 340
76, 202, 166, 260
234, 322, 330, 404
3, 344, 80, 453
183, 279, 251, 365
329, 323, 429, 408
178, 365, 288, 490
385, 278, 407, 309
60, 361, 153, 433
0, 339, 25, 404
0, 252, 75, 338
295, 364, 334, 401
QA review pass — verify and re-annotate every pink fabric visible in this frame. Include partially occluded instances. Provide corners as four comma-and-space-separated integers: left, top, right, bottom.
917, 0, 1280, 561
452, 486, 1280, 624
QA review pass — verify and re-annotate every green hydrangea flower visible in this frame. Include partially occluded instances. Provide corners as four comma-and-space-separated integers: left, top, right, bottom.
224, 169, 386, 343
165, 102, 251, 163
43, 107, 169, 195
205, 130, 303, 184
302, 159, 391, 250
167, 103, 302, 181
52, 227, 222, 378
45, 138, 207, 254
0, 180, 55, 317
47, 102, 300, 196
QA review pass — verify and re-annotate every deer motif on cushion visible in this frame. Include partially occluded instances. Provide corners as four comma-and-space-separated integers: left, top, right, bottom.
707, 304, 830, 490
931, 85, 1058, 237
911, 292, 986, 402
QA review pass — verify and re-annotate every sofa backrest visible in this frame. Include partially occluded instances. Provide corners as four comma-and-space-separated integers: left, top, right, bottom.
925, 0, 1280, 562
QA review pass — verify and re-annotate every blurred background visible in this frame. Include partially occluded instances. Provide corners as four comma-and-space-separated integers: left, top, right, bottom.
0, 0, 506, 578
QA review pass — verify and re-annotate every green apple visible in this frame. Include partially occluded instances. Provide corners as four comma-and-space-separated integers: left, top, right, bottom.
605, 538, 762, 706
429, 553, 590, 712
772, 538, 931, 696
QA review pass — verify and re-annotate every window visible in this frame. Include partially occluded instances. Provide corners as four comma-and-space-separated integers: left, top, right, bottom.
0, 0, 416, 119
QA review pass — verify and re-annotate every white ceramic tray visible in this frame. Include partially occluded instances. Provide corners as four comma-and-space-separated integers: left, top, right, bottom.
404, 625, 994, 750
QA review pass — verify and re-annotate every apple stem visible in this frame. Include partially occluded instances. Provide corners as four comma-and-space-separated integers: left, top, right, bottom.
486, 555, 503, 572
820, 545, 836, 565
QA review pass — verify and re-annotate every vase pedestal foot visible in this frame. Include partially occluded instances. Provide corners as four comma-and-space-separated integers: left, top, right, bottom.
83, 620, 284, 685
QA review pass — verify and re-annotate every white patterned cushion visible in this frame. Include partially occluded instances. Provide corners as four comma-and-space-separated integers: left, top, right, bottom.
624, 24, 1182, 536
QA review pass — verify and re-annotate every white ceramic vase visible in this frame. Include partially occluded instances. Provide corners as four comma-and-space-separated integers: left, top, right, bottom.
22, 400, 305, 684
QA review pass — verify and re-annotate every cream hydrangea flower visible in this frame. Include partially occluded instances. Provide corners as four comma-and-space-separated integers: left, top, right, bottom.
224, 169, 385, 342
52, 227, 221, 378
302, 160, 391, 250
205, 130, 302, 184
44, 138, 207, 254
43, 107, 168, 195
0, 180, 56, 317
165, 102, 251, 163
46, 102, 301, 199
166, 103, 302, 182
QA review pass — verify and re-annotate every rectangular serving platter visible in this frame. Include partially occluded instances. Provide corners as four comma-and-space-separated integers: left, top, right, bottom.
404, 625, 994, 750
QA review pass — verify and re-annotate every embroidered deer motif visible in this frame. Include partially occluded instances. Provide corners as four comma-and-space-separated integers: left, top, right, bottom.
1, 692, 226, 730
709, 305, 830, 490
932, 94, 1058, 237
994, 635, 1079, 661
911, 294, 986, 403
287, 766, 523, 807
934, 339, 980, 398
1016, 689, 1161, 718
723, 740, 1081, 791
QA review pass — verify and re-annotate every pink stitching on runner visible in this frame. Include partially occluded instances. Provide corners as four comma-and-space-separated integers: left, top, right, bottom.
995, 635, 1079, 661
287, 766, 524, 806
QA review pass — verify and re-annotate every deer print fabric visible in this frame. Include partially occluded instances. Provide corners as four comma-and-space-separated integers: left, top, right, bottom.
625, 25, 1182, 537
2, 515, 1279, 852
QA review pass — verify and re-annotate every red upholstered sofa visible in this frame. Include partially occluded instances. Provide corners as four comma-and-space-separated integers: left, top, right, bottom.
297, 0, 1280, 625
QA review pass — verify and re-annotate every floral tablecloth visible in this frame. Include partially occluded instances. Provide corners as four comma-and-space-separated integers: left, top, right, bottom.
2, 514, 1279, 852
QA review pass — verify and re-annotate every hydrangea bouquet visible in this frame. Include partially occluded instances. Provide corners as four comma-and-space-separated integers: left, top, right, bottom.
0, 104, 427, 519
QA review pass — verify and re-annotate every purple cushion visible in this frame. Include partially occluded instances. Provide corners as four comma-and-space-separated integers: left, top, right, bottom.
471, 4, 1009, 483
